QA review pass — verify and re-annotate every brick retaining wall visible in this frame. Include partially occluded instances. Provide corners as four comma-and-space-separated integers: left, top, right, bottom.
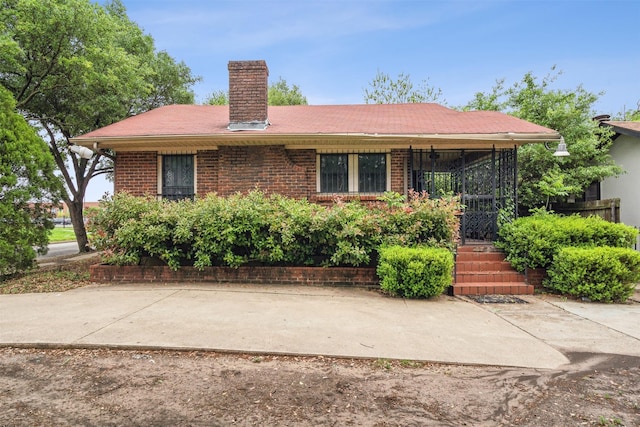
90, 264, 380, 288
525, 268, 547, 288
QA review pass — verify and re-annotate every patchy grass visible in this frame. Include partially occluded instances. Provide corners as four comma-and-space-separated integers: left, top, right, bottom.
0, 255, 98, 294
49, 227, 76, 242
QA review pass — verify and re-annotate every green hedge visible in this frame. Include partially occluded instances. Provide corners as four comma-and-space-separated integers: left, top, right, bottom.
546, 247, 640, 302
376, 246, 453, 298
496, 211, 637, 272
89, 190, 461, 269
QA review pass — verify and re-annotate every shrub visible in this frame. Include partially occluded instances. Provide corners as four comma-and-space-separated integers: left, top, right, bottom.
312, 199, 383, 267
89, 193, 191, 269
89, 190, 461, 269
546, 246, 640, 303
378, 190, 461, 250
377, 246, 454, 298
190, 192, 322, 268
496, 210, 638, 271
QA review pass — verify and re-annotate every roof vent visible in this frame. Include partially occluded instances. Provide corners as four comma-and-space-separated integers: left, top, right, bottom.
228, 60, 269, 131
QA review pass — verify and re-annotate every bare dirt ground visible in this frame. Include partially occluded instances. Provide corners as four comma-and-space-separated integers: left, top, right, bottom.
1, 347, 638, 426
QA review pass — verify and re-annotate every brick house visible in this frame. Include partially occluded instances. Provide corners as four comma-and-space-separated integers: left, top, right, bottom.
72, 60, 560, 243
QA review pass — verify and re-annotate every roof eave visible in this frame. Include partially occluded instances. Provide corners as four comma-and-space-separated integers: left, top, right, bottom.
601, 121, 640, 139
71, 132, 561, 152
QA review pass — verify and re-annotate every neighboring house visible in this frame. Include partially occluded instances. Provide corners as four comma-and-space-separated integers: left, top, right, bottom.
55, 201, 101, 217
48, 202, 101, 225
71, 60, 560, 243
599, 119, 640, 229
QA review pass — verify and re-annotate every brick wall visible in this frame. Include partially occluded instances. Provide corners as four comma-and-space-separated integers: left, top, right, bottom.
113, 148, 411, 201
525, 268, 547, 289
90, 264, 379, 288
197, 150, 218, 195
115, 152, 157, 196
217, 146, 314, 197
391, 149, 409, 195
228, 60, 269, 125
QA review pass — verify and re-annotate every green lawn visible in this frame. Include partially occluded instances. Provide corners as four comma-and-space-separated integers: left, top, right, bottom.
49, 227, 77, 243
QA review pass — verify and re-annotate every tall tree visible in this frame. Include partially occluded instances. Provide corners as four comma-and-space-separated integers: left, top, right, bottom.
461, 79, 506, 112
462, 68, 622, 210
363, 70, 445, 104
204, 90, 229, 106
204, 78, 307, 106
0, 86, 63, 278
268, 77, 307, 106
0, 0, 199, 252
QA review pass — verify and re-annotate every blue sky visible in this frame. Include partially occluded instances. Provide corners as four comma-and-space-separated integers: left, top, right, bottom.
87, 0, 640, 200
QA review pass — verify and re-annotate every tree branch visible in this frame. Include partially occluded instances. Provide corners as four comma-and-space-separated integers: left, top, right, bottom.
92, 168, 114, 178
41, 122, 76, 195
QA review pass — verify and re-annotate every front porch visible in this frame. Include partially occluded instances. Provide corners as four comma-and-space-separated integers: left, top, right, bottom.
409, 147, 517, 243
408, 147, 537, 295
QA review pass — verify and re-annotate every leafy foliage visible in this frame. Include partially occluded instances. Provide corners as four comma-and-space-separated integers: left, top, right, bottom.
462, 67, 622, 210
535, 169, 580, 209
496, 210, 638, 272
189, 192, 321, 268
363, 70, 445, 104
204, 90, 229, 106
268, 77, 308, 105
613, 100, 640, 120
204, 77, 307, 106
461, 79, 506, 112
377, 246, 453, 298
0, 0, 199, 252
89, 191, 461, 270
546, 246, 640, 303
0, 86, 63, 279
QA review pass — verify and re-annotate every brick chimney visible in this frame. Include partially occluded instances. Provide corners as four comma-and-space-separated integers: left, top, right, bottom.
228, 60, 269, 130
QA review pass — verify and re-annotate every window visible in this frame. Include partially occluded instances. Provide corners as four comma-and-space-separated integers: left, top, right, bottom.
358, 154, 387, 193
161, 155, 194, 200
318, 152, 389, 194
320, 154, 348, 193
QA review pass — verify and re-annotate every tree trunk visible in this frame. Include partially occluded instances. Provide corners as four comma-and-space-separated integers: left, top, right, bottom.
67, 198, 91, 253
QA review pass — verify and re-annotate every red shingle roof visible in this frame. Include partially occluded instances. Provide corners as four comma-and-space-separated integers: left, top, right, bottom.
76, 103, 557, 139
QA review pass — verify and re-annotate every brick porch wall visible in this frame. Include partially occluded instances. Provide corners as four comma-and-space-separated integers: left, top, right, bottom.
90, 264, 379, 288
115, 152, 157, 196
391, 149, 409, 195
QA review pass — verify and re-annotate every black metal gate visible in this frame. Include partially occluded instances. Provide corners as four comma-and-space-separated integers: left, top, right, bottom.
409, 147, 517, 243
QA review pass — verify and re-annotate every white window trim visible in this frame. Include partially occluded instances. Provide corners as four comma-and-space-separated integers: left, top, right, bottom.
157, 153, 198, 199
316, 152, 390, 194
